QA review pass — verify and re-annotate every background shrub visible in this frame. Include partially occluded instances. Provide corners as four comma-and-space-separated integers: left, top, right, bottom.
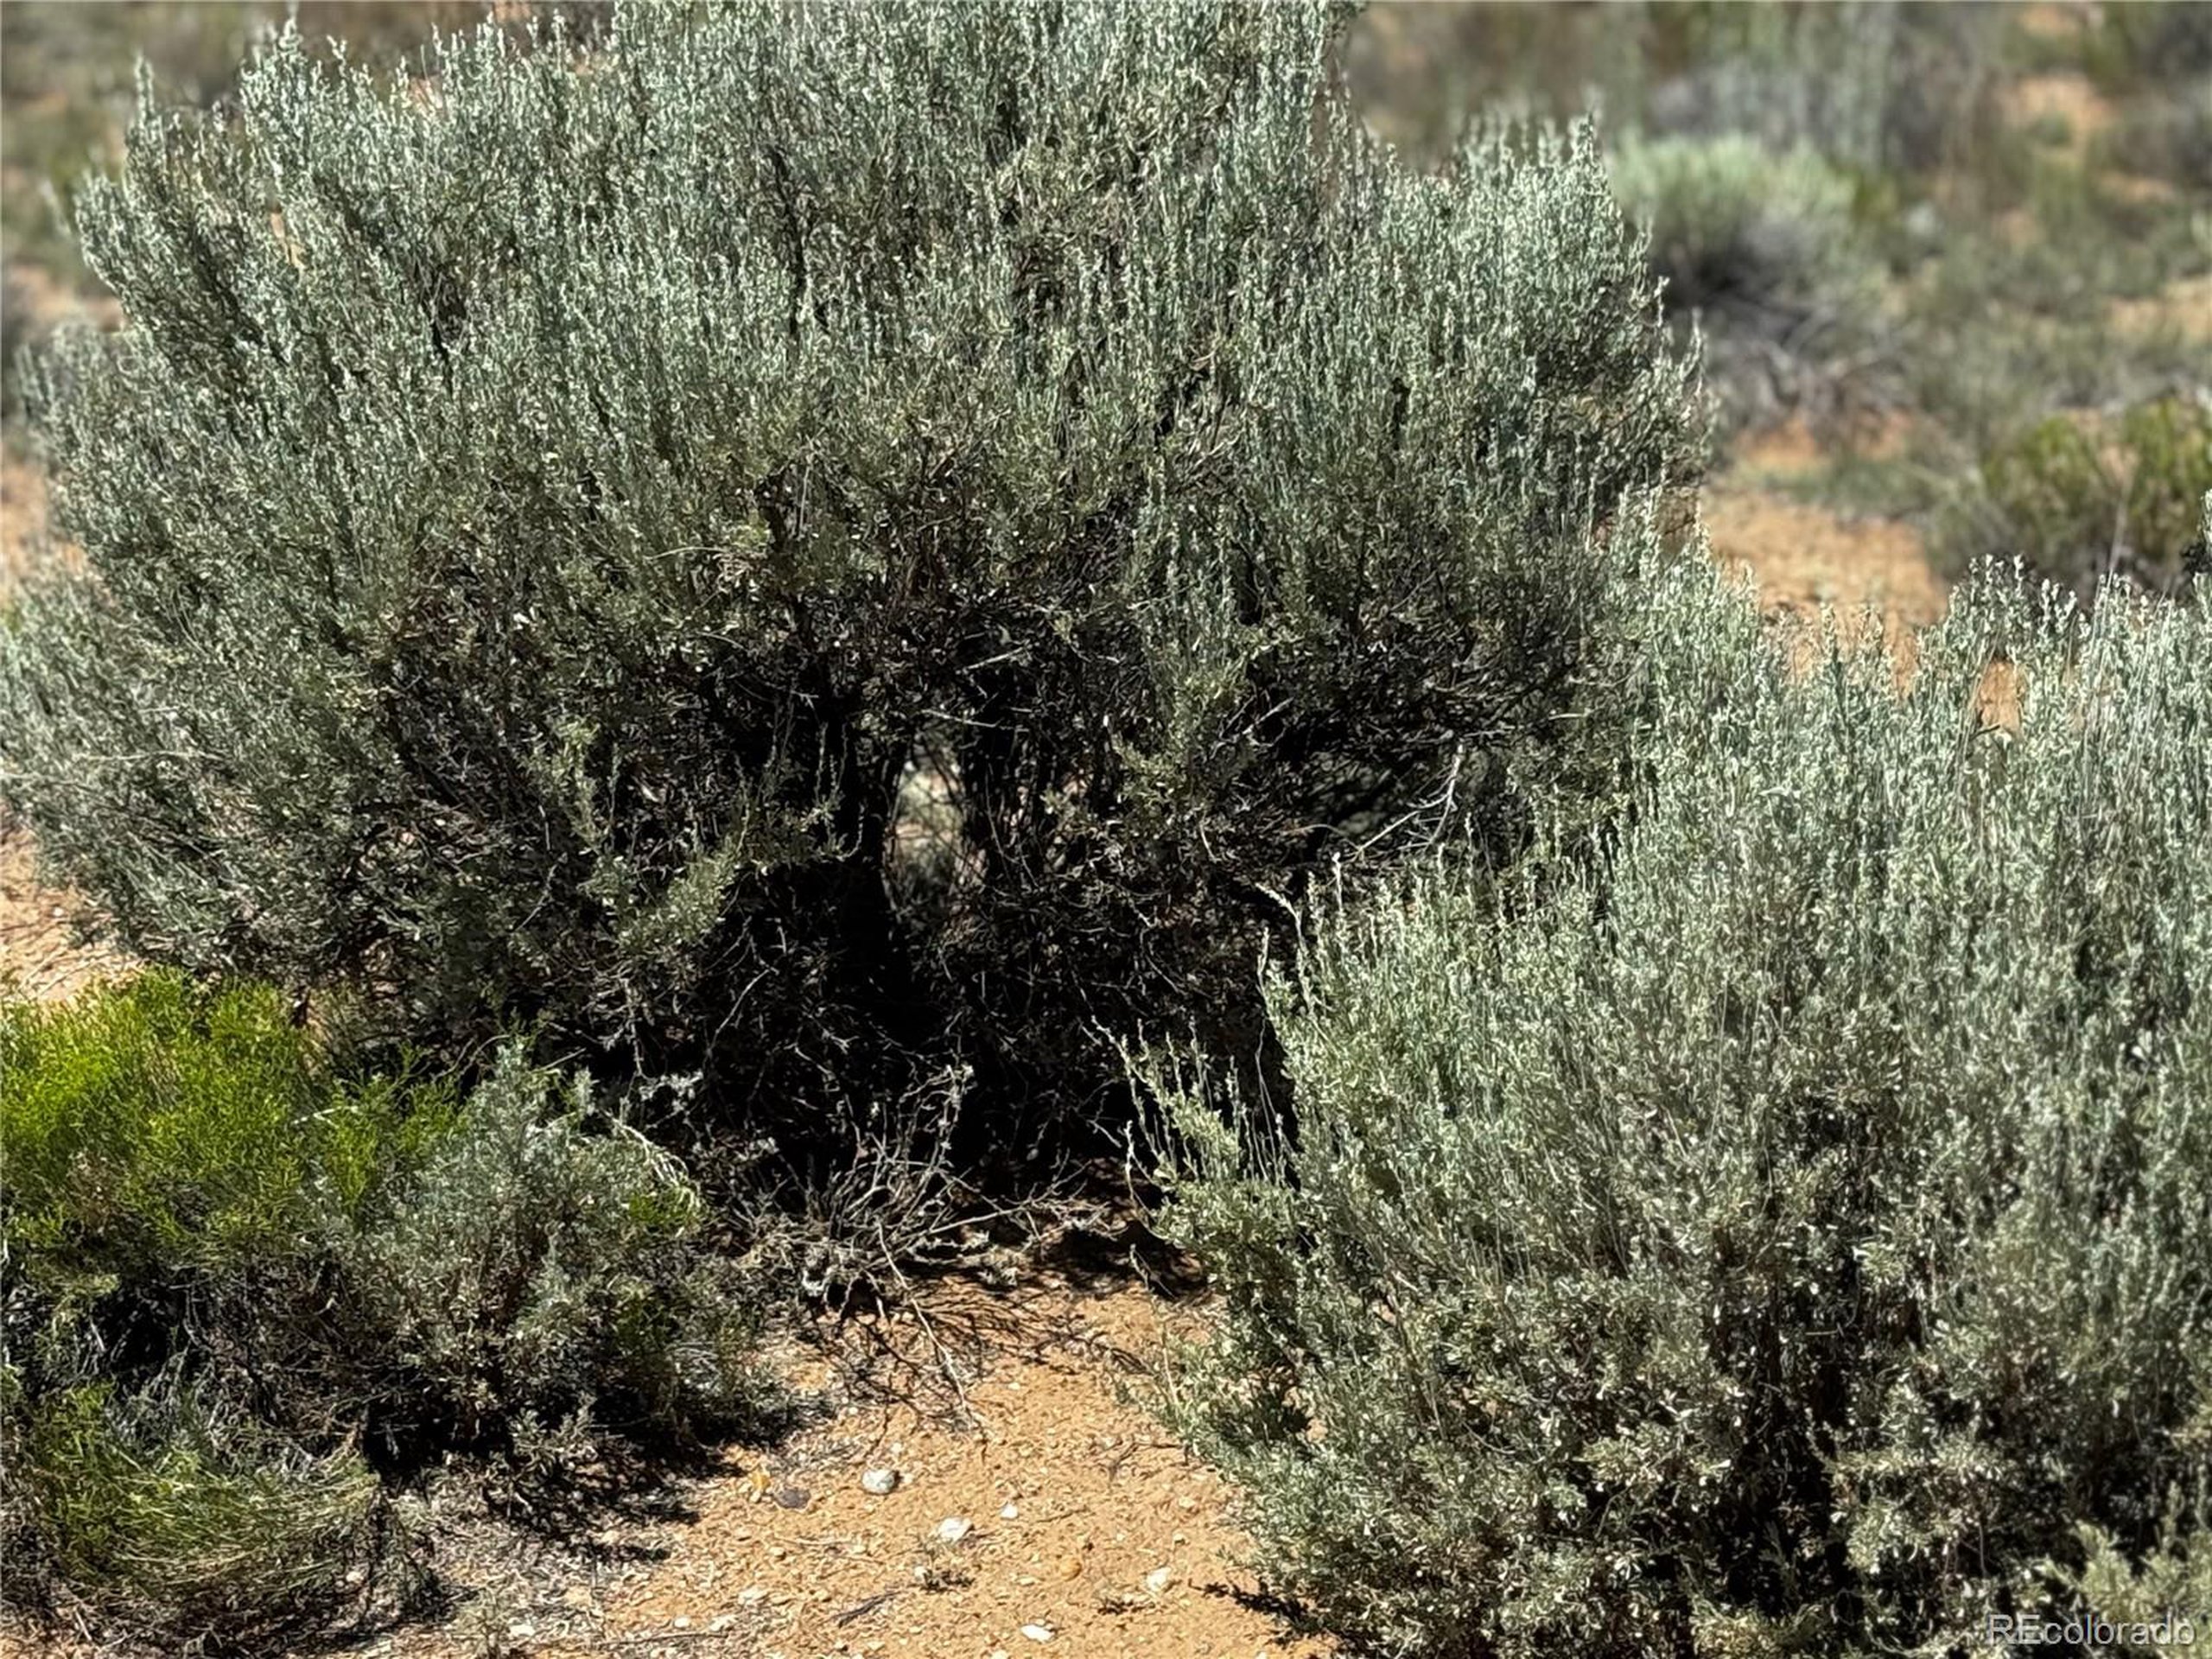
1149, 558, 2212, 1658
2094, 79, 2212, 192
0, 0, 1700, 1158
1938, 396, 2212, 599
1, 974, 774, 1647
2080, 1, 2212, 95
1347, 3, 2008, 185
0, 268, 37, 422
1609, 133, 1883, 434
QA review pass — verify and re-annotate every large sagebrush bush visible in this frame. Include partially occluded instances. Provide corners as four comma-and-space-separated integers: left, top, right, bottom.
0, 0, 1700, 1147
0, 974, 774, 1647
1150, 557, 2212, 1658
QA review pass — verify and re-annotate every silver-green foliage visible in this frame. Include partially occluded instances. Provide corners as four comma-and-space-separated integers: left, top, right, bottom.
0, 0, 1699, 1122
335, 1052, 774, 1446
1610, 135, 1870, 317
1151, 559, 2212, 1656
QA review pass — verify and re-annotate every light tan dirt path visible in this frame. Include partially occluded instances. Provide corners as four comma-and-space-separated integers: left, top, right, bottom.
1702, 418, 1948, 659
387, 1274, 1332, 1659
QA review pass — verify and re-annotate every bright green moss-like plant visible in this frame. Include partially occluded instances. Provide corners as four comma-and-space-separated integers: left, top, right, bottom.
0, 970, 455, 1287
1150, 557, 2212, 1658
2, 0, 1700, 1147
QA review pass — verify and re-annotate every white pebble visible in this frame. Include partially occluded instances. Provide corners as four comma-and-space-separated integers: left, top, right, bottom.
1020, 1624, 1056, 1643
861, 1467, 900, 1496
936, 1516, 972, 1544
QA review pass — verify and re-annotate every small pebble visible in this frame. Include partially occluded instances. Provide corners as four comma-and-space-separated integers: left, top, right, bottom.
1020, 1624, 1055, 1643
1000, 1503, 1020, 1520
1146, 1567, 1174, 1595
1054, 1554, 1084, 1580
738, 1587, 768, 1606
936, 1516, 973, 1544
861, 1468, 900, 1496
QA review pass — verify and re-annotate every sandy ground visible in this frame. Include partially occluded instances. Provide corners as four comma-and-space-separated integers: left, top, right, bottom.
377, 1275, 1334, 1659
0, 831, 130, 1003
1702, 418, 1948, 667
2111, 271, 2212, 346
2, 454, 59, 596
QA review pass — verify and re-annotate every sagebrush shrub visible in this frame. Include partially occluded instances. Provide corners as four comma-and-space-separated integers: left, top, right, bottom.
1629, 1, 2004, 180
1149, 557, 2212, 1658
336, 1052, 778, 1450
0, 268, 36, 421
1611, 135, 1866, 315
1, 0, 1700, 1147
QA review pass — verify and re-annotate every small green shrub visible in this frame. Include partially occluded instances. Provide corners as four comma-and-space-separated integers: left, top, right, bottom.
336, 1052, 778, 1450
1941, 396, 2212, 597
0, 971, 453, 1287
1, 0, 1700, 1151
1150, 558, 2212, 1657
1612, 135, 1866, 314
14, 1382, 388, 1648
1, 974, 777, 1648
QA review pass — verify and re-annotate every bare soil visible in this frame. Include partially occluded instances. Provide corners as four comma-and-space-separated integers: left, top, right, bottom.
1703, 419, 1948, 664
381, 1274, 1334, 1659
